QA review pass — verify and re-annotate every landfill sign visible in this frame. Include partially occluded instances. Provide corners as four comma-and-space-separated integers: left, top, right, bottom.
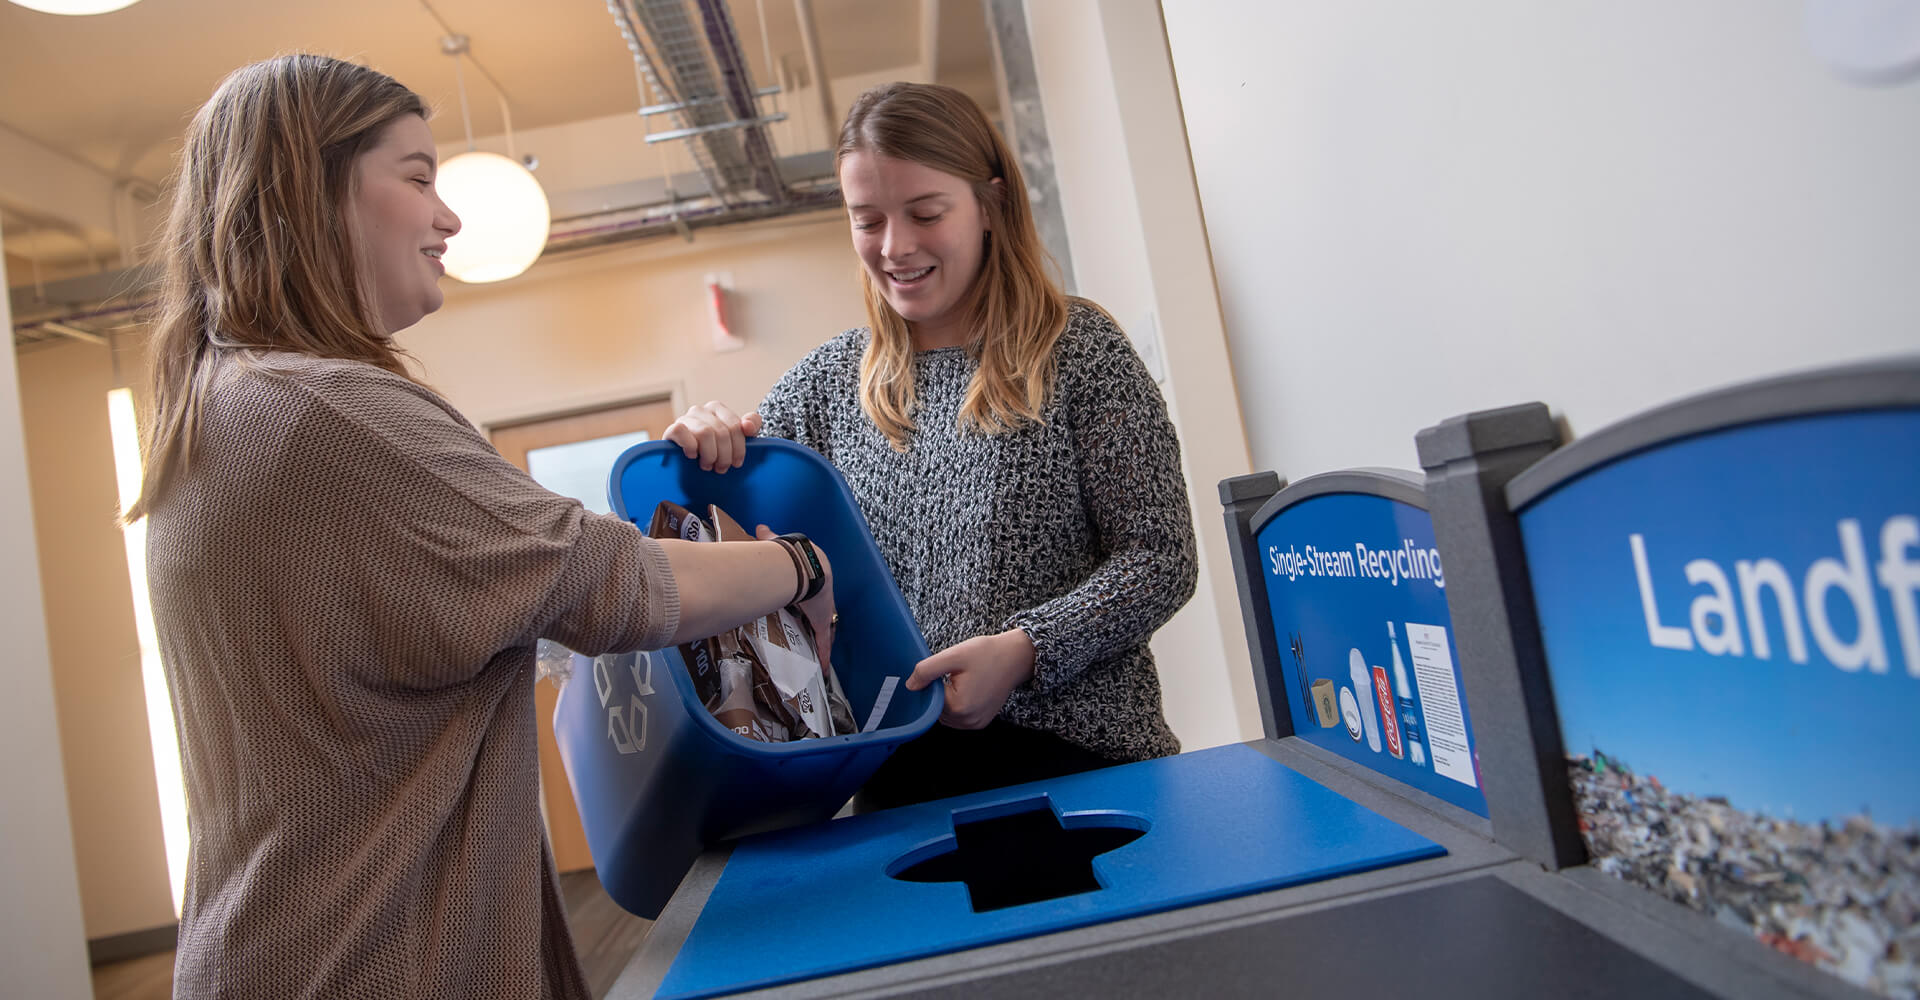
1255, 491, 1488, 818
1518, 407, 1919, 998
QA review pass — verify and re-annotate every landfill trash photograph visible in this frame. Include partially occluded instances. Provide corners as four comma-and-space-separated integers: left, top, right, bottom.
1570, 752, 1919, 999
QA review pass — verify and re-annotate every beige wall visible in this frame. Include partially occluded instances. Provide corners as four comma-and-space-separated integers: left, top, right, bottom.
1025, 0, 1259, 748
1, 228, 93, 998
403, 214, 862, 430
17, 337, 177, 940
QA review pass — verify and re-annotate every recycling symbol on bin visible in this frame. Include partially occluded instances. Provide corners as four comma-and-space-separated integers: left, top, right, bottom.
596, 653, 653, 756
607, 694, 647, 755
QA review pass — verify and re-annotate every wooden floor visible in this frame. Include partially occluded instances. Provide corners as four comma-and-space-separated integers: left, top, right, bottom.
91, 950, 175, 1000
90, 869, 653, 1000
561, 868, 657, 998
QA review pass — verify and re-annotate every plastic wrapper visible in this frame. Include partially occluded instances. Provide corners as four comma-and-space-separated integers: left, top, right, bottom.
650, 500, 855, 742
535, 637, 576, 689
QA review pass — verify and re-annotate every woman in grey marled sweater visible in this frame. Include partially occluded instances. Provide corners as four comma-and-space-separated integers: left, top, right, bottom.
131, 56, 837, 999
667, 82, 1197, 808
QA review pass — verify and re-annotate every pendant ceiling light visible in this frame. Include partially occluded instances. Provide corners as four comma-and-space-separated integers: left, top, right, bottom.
434, 33, 550, 283
437, 148, 551, 283
7, 0, 142, 12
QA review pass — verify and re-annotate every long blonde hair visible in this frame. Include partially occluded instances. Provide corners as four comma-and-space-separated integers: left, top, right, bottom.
125, 54, 426, 522
836, 82, 1069, 451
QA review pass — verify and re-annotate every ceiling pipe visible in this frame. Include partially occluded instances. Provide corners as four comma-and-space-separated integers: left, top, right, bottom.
793, 0, 837, 145
920, 0, 940, 84
543, 185, 839, 253
38, 321, 107, 347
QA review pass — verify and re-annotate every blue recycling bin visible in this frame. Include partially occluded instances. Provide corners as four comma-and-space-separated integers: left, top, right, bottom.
553, 438, 943, 918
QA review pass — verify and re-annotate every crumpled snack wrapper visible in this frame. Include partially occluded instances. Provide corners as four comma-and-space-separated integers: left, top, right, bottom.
650, 500, 856, 742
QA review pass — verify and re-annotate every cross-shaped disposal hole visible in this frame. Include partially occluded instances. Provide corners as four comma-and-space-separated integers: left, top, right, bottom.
887, 797, 1149, 912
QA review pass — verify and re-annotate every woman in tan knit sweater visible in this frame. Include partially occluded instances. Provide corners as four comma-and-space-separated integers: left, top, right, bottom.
126, 54, 832, 999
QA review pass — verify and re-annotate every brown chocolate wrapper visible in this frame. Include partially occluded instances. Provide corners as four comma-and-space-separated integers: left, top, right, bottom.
649, 500, 855, 742
650, 503, 725, 710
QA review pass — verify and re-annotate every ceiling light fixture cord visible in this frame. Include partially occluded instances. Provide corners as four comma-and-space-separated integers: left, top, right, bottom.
451, 53, 476, 152
420, 0, 519, 158
417, 1, 552, 282
496, 94, 517, 162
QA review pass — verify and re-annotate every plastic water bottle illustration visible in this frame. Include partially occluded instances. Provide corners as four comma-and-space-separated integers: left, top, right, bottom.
1348, 648, 1382, 753
1390, 622, 1425, 767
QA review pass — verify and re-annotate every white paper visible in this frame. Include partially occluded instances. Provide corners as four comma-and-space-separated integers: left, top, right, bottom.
862, 676, 899, 733
752, 615, 835, 739
1404, 622, 1476, 788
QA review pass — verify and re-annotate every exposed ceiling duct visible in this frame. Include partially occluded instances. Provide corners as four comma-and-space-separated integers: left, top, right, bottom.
614, 0, 785, 204
556, 0, 842, 254
7, 259, 157, 352
11, 0, 848, 345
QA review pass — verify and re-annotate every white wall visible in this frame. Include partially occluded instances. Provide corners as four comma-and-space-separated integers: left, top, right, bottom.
1164, 0, 1920, 478
1026, 0, 1259, 748
0, 226, 93, 998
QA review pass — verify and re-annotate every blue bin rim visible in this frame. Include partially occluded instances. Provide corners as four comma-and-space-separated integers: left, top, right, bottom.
611, 437, 837, 522
605, 437, 943, 752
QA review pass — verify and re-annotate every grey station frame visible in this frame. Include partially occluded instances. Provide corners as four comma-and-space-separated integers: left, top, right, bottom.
606, 453, 1863, 998
1417, 357, 1920, 1000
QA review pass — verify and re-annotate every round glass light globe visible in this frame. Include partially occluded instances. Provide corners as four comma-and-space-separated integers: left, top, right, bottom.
435, 151, 551, 283
8, 0, 142, 13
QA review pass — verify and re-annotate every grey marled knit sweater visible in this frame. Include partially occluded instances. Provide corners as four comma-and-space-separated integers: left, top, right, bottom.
757, 301, 1194, 761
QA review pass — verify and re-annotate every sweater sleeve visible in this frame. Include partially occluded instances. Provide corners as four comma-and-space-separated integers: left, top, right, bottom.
271, 366, 680, 688
1005, 314, 1198, 694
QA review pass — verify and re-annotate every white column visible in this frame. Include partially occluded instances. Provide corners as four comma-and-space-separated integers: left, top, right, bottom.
0, 221, 94, 996
1023, 0, 1260, 747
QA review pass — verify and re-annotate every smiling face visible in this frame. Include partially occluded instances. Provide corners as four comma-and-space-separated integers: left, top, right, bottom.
346, 114, 461, 335
839, 150, 990, 350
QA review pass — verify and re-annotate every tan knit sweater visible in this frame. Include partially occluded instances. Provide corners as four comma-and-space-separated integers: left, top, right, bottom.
145, 352, 679, 999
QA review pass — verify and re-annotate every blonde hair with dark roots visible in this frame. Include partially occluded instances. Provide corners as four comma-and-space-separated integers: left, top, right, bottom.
836, 82, 1069, 451
125, 54, 427, 522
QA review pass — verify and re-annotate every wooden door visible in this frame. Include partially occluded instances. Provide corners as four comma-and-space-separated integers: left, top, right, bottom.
492, 397, 677, 872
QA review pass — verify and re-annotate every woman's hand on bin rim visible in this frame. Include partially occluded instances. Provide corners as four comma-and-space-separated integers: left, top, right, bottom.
756, 524, 836, 675
663, 401, 762, 473
905, 629, 1036, 730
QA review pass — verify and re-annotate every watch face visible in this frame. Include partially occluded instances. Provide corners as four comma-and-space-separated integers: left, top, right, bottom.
778, 532, 824, 599
1339, 686, 1363, 742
